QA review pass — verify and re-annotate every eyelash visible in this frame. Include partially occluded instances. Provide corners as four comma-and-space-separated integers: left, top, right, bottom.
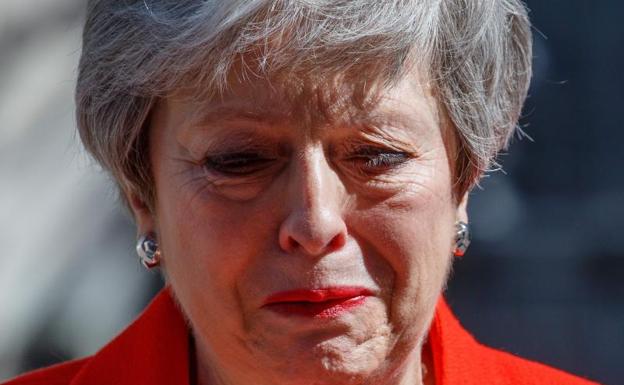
345, 147, 410, 173
202, 147, 410, 177
203, 152, 277, 176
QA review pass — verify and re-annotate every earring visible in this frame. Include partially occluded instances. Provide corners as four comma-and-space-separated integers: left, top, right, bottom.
136, 234, 161, 269
454, 221, 471, 257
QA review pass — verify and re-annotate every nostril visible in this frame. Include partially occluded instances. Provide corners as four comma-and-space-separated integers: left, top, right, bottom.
280, 231, 345, 256
327, 233, 346, 251
285, 236, 300, 253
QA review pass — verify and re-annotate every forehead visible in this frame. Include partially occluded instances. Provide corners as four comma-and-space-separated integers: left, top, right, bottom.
170, 69, 440, 136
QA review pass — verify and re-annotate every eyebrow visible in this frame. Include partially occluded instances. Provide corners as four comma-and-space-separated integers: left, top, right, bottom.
181, 98, 429, 140
188, 105, 289, 129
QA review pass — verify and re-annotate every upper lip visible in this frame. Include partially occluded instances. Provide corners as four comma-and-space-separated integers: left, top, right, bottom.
262, 287, 373, 305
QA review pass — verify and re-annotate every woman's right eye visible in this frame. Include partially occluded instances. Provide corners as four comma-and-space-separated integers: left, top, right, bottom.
203, 152, 276, 176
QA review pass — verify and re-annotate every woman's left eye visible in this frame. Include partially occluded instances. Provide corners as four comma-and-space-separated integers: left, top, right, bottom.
346, 147, 410, 173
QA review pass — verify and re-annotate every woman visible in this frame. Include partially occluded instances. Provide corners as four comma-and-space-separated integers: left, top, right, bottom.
5, 1, 600, 384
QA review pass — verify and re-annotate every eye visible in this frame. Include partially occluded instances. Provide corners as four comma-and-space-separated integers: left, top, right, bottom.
346, 147, 410, 174
203, 152, 276, 176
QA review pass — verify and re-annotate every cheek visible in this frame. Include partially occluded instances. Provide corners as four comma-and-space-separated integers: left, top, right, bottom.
154, 180, 281, 337
349, 160, 456, 334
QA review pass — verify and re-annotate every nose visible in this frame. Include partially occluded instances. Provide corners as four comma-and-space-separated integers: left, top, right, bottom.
278, 147, 347, 256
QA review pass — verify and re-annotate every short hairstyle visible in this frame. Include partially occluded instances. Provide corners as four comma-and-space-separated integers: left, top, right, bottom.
76, 0, 532, 210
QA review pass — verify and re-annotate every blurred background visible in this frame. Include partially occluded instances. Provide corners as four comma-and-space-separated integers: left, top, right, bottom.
0, 1, 622, 384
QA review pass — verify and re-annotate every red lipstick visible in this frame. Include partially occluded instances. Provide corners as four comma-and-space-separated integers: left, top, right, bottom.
262, 287, 372, 319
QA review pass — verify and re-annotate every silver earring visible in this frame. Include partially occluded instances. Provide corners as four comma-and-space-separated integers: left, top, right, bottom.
454, 221, 471, 257
136, 234, 161, 269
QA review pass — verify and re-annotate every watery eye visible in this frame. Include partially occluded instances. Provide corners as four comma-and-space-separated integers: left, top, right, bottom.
203, 152, 275, 176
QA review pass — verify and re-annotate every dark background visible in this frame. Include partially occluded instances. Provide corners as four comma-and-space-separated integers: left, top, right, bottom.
447, 2, 624, 384
1, 2, 622, 384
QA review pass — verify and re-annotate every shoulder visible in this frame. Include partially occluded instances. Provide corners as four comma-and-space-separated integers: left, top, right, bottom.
477, 343, 600, 385
1, 358, 90, 385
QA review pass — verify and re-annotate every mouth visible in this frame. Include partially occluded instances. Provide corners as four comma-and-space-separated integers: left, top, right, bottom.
262, 287, 373, 319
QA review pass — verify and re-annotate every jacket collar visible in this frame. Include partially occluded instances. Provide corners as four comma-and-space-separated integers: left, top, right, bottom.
70, 287, 190, 385
69, 287, 474, 385
428, 297, 484, 385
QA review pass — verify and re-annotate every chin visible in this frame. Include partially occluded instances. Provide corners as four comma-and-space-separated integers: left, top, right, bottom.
269, 331, 395, 385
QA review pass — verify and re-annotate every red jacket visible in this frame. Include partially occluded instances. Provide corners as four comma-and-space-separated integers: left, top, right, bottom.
4, 288, 600, 385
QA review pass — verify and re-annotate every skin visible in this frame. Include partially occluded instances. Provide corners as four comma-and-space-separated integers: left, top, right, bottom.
129, 71, 468, 385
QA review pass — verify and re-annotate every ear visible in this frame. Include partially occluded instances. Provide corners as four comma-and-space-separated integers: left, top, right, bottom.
456, 190, 469, 224
127, 189, 156, 237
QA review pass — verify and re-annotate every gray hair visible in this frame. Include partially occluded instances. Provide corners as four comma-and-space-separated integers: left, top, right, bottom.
76, 0, 532, 209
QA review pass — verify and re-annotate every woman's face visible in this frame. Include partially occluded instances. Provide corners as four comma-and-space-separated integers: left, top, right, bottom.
133, 72, 468, 385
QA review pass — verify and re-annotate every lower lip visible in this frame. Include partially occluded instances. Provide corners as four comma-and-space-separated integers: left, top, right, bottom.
263, 295, 368, 319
